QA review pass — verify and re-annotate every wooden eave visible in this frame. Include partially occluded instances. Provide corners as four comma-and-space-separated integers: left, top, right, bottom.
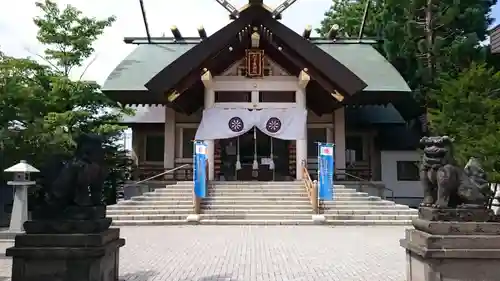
144, 4, 367, 107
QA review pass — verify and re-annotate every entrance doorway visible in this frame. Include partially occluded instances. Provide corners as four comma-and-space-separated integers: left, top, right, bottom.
219, 129, 290, 181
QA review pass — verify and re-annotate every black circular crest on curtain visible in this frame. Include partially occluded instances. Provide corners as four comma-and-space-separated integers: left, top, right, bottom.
266, 117, 282, 133
228, 117, 244, 132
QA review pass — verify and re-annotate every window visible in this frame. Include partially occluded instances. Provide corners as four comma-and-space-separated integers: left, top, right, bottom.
397, 161, 420, 181
259, 91, 295, 102
307, 128, 326, 157
182, 128, 197, 158
215, 91, 251, 102
144, 135, 164, 162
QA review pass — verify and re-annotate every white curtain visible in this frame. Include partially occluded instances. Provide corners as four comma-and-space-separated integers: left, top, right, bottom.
195, 107, 307, 140
195, 108, 258, 140
256, 108, 307, 140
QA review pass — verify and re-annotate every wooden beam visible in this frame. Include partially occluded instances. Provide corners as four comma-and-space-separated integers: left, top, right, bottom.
327, 24, 339, 40
201, 68, 213, 88
198, 26, 207, 39
298, 68, 310, 88
215, 0, 240, 19
272, 0, 299, 18
302, 25, 311, 39
166, 90, 180, 102
331, 90, 344, 102
170, 26, 182, 40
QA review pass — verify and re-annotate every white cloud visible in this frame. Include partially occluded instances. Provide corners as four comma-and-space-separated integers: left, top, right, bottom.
0, 0, 332, 84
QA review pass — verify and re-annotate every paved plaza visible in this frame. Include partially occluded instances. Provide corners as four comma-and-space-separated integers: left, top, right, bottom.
0, 226, 408, 281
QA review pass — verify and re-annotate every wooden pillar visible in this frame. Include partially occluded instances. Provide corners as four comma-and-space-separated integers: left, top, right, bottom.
202, 69, 215, 180
295, 70, 309, 180
334, 107, 346, 178
164, 107, 175, 173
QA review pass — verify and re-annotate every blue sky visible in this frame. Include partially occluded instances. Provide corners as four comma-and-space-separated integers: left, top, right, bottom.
493, 4, 500, 27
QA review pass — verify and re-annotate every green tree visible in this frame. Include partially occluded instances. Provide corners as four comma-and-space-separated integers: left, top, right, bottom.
428, 63, 500, 181
318, 0, 500, 180
34, 0, 116, 76
317, 0, 384, 38
0, 0, 132, 205
317, 0, 496, 103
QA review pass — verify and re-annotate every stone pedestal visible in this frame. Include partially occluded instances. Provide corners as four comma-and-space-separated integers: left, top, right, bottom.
401, 207, 500, 281
6, 206, 125, 281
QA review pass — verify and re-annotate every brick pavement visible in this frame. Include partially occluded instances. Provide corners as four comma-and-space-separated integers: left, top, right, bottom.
0, 226, 408, 281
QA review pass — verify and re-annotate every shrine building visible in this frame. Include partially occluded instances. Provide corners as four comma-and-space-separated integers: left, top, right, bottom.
102, 1, 423, 206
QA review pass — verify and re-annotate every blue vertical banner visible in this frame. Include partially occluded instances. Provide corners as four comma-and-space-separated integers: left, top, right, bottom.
193, 141, 208, 198
317, 143, 335, 200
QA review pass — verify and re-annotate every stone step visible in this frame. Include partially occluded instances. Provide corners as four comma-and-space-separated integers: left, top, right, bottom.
109, 213, 316, 220
136, 195, 370, 201
108, 214, 190, 220
107, 204, 418, 215
111, 200, 398, 208
324, 209, 417, 215
108, 204, 411, 212
324, 214, 415, 220
204, 199, 388, 205
323, 199, 394, 205
110, 219, 413, 226
108, 204, 194, 210
111, 220, 187, 226
202, 209, 313, 214
207, 190, 361, 195
205, 205, 405, 211
209, 181, 304, 186
107, 209, 193, 215
202, 214, 313, 220
151, 190, 362, 196
117, 200, 194, 205
108, 204, 312, 210
199, 219, 315, 225
325, 220, 412, 226
107, 208, 313, 215
207, 188, 308, 192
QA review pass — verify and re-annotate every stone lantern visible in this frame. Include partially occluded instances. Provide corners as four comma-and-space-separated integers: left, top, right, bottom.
4, 160, 39, 233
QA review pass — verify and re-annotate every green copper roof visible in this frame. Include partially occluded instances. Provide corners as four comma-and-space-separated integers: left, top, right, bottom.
103, 44, 194, 92
317, 44, 411, 92
102, 43, 410, 93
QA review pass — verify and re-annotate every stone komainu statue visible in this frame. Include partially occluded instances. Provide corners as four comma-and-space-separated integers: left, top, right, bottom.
419, 136, 492, 209
36, 133, 107, 218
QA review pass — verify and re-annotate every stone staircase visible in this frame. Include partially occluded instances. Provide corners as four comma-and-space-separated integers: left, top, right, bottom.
107, 182, 193, 226
200, 181, 313, 225
107, 181, 417, 225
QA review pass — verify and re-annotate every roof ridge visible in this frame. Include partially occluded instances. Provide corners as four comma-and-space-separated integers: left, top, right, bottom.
123, 37, 379, 45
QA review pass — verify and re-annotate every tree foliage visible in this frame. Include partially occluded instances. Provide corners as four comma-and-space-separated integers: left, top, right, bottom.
318, 0, 500, 180
33, 0, 116, 76
318, 0, 496, 101
0, 0, 132, 205
428, 63, 500, 181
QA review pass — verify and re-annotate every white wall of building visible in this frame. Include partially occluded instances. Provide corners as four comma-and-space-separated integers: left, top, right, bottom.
381, 150, 422, 207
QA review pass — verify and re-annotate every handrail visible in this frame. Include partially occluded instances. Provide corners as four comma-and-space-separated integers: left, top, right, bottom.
337, 171, 394, 201
130, 164, 191, 185
301, 160, 318, 214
